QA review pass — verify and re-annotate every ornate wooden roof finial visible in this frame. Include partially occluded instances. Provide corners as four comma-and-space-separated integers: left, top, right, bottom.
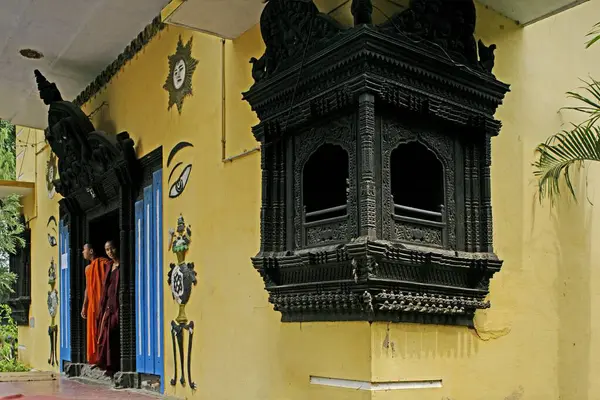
34, 70, 63, 105
351, 0, 373, 25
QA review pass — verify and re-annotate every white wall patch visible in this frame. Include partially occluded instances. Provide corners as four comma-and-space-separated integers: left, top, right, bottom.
310, 376, 442, 391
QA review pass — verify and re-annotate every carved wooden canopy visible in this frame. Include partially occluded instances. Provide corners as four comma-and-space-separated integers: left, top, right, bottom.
34, 70, 137, 206
244, 0, 510, 326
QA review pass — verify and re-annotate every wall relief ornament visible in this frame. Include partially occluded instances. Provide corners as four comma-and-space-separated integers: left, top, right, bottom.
47, 216, 57, 247
34, 70, 137, 200
167, 214, 197, 389
167, 142, 194, 199
46, 152, 57, 199
250, 0, 343, 82
47, 258, 59, 366
163, 36, 199, 114
249, 0, 497, 86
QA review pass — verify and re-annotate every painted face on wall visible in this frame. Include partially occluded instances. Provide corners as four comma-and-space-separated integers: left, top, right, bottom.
167, 141, 194, 199
173, 59, 186, 90
163, 35, 198, 114
47, 216, 57, 247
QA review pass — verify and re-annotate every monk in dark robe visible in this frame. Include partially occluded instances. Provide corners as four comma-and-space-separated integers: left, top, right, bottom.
96, 240, 121, 374
81, 243, 110, 364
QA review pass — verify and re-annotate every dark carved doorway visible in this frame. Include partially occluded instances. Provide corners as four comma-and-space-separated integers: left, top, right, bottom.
35, 69, 141, 387
88, 208, 120, 261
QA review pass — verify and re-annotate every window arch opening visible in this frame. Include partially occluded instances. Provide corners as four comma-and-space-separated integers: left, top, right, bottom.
391, 142, 444, 222
303, 143, 349, 223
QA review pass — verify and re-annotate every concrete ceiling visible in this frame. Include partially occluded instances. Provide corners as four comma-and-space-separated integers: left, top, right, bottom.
164, 0, 590, 40
0, 0, 171, 130
2, 0, 588, 130
163, 0, 265, 39
478, 0, 588, 25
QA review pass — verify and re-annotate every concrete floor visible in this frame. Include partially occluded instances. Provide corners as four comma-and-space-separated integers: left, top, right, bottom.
0, 379, 162, 399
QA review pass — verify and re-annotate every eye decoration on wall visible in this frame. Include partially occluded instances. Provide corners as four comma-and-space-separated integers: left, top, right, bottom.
167, 214, 197, 389
46, 152, 57, 199
47, 217, 57, 247
47, 258, 59, 366
167, 141, 194, 199
163, 36, 198, 114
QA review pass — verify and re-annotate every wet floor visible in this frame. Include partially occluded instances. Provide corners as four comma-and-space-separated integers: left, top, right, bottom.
0, 379, 161, 399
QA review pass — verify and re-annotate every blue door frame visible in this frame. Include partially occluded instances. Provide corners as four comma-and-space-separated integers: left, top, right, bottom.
59, 219, 71, 367
135, 169, 165, 391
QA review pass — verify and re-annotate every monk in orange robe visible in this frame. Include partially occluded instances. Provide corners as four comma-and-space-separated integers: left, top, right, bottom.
81, 243, 110, 364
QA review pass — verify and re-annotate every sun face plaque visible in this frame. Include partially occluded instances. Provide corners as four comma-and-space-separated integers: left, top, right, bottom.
163, 36, 199, 114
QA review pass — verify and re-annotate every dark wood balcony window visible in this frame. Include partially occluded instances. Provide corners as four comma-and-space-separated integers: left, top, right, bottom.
302, 143, 349, 246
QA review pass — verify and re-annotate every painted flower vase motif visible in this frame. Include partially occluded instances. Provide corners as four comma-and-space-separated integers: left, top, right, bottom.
167, 214, 197, 323
48, 258, 56, 286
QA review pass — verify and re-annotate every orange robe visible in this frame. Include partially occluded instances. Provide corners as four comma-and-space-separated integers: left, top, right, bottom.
85, 257, 109, 364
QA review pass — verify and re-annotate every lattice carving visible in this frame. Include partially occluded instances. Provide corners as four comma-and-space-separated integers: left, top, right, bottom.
394, 221, 443, 247
306, 220, 348, 247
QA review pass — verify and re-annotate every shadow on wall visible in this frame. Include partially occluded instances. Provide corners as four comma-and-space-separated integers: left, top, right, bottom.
90, 103, 116, 136
553, 173, 592, 400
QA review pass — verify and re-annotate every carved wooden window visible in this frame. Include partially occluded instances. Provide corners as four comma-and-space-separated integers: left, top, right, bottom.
301, 143, 349, 247
7, 227, 31, 325
390, 141, 446, 247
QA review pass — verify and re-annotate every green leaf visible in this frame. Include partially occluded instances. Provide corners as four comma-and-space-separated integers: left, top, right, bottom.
586, 22, 600, 48
533, 124, 600, 204
563, 77, 600, 127
0, 304, 30, 372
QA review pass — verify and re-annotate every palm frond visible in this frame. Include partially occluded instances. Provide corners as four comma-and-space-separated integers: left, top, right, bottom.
533, 124, 600, 204
563, 77, 600, 127
586, 22, 600, 48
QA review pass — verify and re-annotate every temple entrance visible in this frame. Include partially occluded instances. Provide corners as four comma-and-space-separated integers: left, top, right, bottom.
62, 188, 135, 383
83, 208, 121, 365
88, 209, 120, 262
36, 70, 164, 389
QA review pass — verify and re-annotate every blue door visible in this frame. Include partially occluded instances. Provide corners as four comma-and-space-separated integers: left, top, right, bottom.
59, 219, 71, 366
135, 170, 164, 390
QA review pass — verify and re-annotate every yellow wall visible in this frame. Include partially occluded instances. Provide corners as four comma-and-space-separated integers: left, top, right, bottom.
18, 135, 61, 372
371, 2, 600, 400
30, 24, 369, 400
18, 0, 600, 399
14, 126, 42, 183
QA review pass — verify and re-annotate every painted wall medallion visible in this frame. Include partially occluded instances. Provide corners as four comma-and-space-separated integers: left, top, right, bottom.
167, 142, 194, 199
167, 214, 197, 389
47, 217, 57, 247
47, 289, 58, 318
168, 214, 196, 306
163, 36, 199, 114
46, 152, 57, 199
